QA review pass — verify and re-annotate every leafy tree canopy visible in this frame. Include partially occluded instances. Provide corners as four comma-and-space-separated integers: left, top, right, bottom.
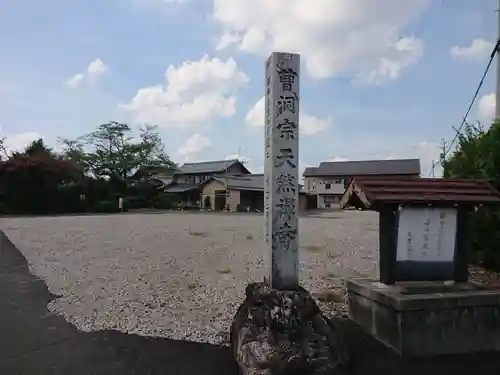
444, 120, 500, 182
58, 121, 176, 182
444, 120, 500, 269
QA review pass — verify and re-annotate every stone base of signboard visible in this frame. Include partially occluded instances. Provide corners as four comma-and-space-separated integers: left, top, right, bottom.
346, 278, 500, 357
230, 282, 349, 375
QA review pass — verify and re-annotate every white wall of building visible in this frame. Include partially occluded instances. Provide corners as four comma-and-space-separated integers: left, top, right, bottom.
305, 176, 346, 208
304, 177, 346, 194
317, 194, 342, 209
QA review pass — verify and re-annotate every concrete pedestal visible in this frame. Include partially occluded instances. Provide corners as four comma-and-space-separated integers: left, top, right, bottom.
346, 278, 500, 357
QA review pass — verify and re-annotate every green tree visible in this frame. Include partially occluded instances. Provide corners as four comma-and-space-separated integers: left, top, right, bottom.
20, 138, 53, 157
0, 140, 81, 214
444, 120, 500, 269
0, 136, 8, 160
58, 121, 176, 182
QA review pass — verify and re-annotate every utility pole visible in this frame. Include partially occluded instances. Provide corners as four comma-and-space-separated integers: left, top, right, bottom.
496, 0, 500, 118
439, 138, 447, 168
431, 160, 436, 178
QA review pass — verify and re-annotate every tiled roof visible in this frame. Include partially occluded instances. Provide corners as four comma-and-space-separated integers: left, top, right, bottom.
213, 174, 308, 194
176, 159, 242, 175
218, 174, 264, 191
164, 184, 200, 193
340, 178, 500, 209
303, 159, 421, 177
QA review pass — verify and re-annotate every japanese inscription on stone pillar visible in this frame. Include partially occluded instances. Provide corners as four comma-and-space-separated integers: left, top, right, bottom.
264, 52, 300, 290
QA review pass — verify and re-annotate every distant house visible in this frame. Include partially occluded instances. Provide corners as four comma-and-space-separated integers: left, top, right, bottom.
163, 159, 250, 206
132, 165, 176, 186
303, 159, 421, 209
200, 174, 311, 212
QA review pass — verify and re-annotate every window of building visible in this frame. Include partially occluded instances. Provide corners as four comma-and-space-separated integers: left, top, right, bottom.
323, 195, 341, 206
312, 180, 316, 190
334, 179, 343, 184
325, 183, 331, 190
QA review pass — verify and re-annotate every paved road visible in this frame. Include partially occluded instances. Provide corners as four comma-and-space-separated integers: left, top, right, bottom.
0, 231, 238, 375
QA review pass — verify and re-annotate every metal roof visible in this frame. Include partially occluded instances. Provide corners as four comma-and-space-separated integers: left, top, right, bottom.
303, 159, 421, 177
340, 178, 500, 209
164, 184, 200, 193
176, 159, 244, 175
209, 174, 308, 194
221, 174, 264, 191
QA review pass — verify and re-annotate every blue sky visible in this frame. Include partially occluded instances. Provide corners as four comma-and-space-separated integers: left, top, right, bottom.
0, 0, 497, 177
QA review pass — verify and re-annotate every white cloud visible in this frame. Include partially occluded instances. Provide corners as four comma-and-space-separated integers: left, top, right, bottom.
66, 73, 85, 88
450, 38, 493, 61
177, 133, 212, 161
121, 55, 250, 128
328, 156, 349, 162
1, 131, 43, 157
477, 92, 496, 124
87, 59, 109, 79
213, 0, 428, 81
245, 96, 330, 135
225, 153, 250, 163
357, 37, 424, 85
66, 59, 109, 88
225, 152, 260, 173
300, 113, 330, 135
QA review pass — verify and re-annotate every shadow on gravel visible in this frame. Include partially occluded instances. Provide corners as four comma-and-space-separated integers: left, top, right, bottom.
0, 230, 237, 375
2, 229, 499, 375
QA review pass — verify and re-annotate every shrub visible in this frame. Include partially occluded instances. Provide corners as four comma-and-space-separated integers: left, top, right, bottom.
154, 196, 175, 210
91, 200, 120, 213
444, 121, 500, 270
0, 202, 9, 214
468, 206, 500, 269
123, 196, 146, 210
52, 184, 87, 214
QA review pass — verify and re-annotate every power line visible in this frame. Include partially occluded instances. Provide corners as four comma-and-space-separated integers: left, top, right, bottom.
444, 38, 500, 159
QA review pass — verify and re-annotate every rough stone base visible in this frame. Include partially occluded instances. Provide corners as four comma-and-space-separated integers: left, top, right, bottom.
346, 278, 500, 357
230, 282, 348, 375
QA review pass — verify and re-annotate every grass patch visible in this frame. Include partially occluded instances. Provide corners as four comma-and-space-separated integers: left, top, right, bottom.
217, 267, 232, 274
302, 244, 324, 253
245, 234, 254, 240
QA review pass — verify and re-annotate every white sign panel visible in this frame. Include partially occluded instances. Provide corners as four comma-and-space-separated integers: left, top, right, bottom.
396, 207, 457, 262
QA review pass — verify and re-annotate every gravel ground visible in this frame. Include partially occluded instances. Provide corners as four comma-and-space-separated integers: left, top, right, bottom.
2, 210, 379, 344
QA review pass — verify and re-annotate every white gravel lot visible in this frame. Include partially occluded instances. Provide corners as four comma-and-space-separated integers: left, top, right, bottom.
2, 210, 379, 344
